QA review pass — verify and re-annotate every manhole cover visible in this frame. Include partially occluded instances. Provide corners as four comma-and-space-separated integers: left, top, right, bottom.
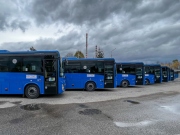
79, 109, 102, 115
20, 104, 41, 111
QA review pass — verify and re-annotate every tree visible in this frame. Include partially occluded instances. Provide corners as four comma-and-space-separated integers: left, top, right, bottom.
74, 51, 85, 58
160, 59, 180, 69
96, 48, 104, 58
30, 46, 36, 51
172, 59, 179, 69
65, 52, 74, 57
173, 59, 178, 63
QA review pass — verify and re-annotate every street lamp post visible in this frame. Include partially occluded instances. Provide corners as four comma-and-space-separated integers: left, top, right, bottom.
111, 48, 116, 58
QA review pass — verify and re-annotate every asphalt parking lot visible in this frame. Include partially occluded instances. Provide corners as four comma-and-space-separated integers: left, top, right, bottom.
0, 78, 179, 106
0, 79, 180, 135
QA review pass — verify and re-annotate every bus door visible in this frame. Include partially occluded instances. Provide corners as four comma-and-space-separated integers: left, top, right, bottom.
44, 59, 58, 94
104, 63, 114, 88
136, 65, 144, 85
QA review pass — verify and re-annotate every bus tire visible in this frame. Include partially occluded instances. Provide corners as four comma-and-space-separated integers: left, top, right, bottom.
85, 82, 96, 91
25, 84, 40, 99
145, 79, 150, 85
121, 80, 129, 87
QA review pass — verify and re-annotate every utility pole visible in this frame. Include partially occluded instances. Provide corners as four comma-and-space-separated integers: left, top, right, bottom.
111, 48, 116, 58
86, 33, 88, 58
95, 45, 97, 58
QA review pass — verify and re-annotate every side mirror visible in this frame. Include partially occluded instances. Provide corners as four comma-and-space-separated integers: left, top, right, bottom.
60, 73, 64, 77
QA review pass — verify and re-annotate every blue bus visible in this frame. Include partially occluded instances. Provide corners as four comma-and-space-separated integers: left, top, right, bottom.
0, 50, 65, 98
116, 63, 136, 87
63, 58, 116, 91
145, 64, 162, 83
144, 66, 155, 85
116, 62, 145, 87
161, 66, 170, 82
170, 69, 175, 81
174, 71, 179, 79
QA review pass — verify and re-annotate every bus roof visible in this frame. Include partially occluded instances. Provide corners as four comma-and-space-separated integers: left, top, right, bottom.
63, 57, 115, 61
0, 50, 60, 56
145, 64, 161, 67
116, 62, 144, 65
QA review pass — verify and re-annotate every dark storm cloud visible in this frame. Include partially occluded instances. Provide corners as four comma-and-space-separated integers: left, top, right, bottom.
80, 0, 180, 62
10, 20, 31, 32
0, 31, 85, 57
87, 20, 180, 62
0, 0, 31, 32
0, 15, 8, 30
132, 0, 180, 20
29, 0, 142, 26
1, 0, 180, 63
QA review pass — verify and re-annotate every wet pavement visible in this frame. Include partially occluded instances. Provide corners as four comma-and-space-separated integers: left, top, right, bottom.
0, 79, 180, 134
20, 104, 41, 111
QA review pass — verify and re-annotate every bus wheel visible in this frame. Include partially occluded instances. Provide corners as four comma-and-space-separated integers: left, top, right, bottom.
145, 79, 150, 85
121, 80, 128, 87
85, 82, 96, 91
25, 85, 40, 99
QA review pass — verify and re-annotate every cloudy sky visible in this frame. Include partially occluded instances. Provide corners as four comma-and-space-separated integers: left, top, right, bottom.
0, 0, 180, 63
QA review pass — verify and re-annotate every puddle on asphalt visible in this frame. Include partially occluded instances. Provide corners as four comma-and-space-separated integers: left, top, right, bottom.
0, 101, 7, 105
124, 100, 140, 104
20, 104, 41, 111
79, 109, 102, 115
79, 104, 89, 108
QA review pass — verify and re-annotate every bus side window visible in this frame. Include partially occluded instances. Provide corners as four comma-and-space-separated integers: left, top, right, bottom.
36, 66, 42, 72
0, 57, 9, 72
98, 68, 102, 73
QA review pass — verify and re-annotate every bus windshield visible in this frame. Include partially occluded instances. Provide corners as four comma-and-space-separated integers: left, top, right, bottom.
155, 68, 160, 76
